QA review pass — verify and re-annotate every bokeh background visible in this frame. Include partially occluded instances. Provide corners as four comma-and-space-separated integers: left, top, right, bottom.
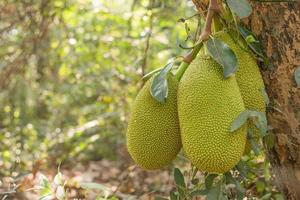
0, 0, 201, 199
0, 0, 283, 199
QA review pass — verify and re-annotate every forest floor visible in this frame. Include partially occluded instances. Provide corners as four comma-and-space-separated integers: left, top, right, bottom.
0, 152, 193, 200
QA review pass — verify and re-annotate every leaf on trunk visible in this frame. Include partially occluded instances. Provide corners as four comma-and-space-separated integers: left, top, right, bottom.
238, 26, 265, 58
227, 0, 252, 19
260, 87, 270, 106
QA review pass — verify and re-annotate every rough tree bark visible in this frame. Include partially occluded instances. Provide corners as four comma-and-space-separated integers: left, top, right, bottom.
247, 2, 300, 199
192, 0, 300, 199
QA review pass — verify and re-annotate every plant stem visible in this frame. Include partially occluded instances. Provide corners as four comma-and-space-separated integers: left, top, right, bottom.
199, 0, 220, 41
175, 0, 220, 81
175, 42, 203, 81
175, 62, 190, 81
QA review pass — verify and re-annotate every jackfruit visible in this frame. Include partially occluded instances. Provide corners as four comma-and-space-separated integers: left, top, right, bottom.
177, 52, 247, 173
214, 32, 266, 154
126, 75, 181, 170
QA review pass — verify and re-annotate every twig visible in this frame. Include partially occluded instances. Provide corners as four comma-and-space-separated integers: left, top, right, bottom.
174, 0, 221, 81
199, 0, 220, 41
177, 13, 200, 23
140, 0, 155, 81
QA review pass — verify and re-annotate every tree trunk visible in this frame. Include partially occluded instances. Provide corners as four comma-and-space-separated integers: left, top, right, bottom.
248, 2, 300, 199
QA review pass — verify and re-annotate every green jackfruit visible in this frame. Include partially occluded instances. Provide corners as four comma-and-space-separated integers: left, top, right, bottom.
214, 32, 266, 154
177, 53, 247, 173
126, 75, 181, 170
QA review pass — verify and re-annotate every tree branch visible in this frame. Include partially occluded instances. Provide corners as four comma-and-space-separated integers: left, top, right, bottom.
183, 0, 220, 63
199, 0, 220, 41
140, 0, 154, 83
175, 0, 220, 80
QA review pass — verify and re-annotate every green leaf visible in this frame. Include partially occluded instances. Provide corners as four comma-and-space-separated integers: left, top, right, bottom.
224, 172, 245, 200
231, 110, 267, 136
150, 62, 174, 103
170, 191, 178, 200
236, 161, 249, 178
39, 194, 52, 200
249, 138, 261, 156
230, 110, 252, 132
247, 128, 261, 156
227, 0, 252, 19
295, 66, 300, 87
38, 174, 52, 197
224, 172, 234, 185
260, 88, 270, 106
274, 193, 285, 200
238, 26, 265, 58
142, 67, 163, 81
256, 181, 266, 193
253, 112, 268, 137
39, 188, 52, 200
236, 184, 245, 200
264, 160, 271, 182
206, 38, 238, 78
245, 35, 257, 43
190, 189, 208, 196
174, 168, 186, 198
206, 184, 220, 200
174, 168, 185, 188
205, 174, 218, 190
158, 61, 174, 77
206, 183, 227, 200
264, 134, 275, 149
260, 193, 272, 200
150, 75, 168, 103
54, 172, 63, 185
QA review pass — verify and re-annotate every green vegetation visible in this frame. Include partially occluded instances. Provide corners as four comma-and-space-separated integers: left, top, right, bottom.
0, 0, 284, 199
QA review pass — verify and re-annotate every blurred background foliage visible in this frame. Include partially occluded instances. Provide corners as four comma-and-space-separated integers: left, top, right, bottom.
0, 1, 281, 199
0, 0, 198, 177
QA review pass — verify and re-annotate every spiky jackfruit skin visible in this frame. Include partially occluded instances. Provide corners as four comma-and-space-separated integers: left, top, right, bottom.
126, 75, 181, 170
177, 54, 247, 173
214, 32, 266, 154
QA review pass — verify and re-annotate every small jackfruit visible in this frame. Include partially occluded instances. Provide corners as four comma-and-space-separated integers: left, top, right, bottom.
177, 53, 247, 173
126, 75, 181, 170
214, 32, 266, 154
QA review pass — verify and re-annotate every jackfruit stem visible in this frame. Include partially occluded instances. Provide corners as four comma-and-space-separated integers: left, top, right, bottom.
175, 0, 220, 81
175, 62, 189, 81
175, 42, 203, 81
199, 0, 220, 41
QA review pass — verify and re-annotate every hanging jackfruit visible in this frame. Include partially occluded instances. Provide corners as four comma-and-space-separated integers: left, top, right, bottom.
126, 75, 181, 170
214, 32, 266, 154
177, 53, 247, 173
